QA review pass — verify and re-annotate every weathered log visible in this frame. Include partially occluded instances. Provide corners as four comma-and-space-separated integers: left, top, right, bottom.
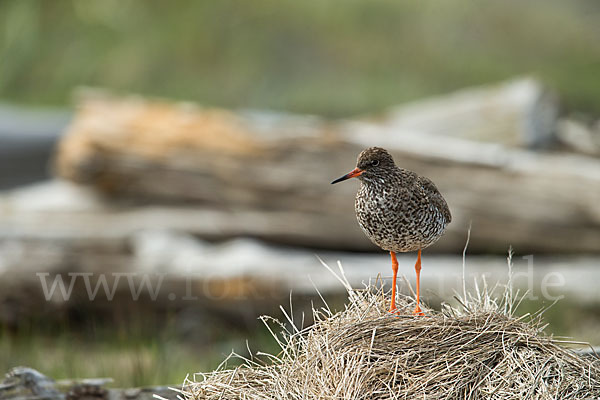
556, 117, 600, 156
47, 79, 600, 253
3, 198, 600, 330
377, 77, 558, 148
2, 204, 600, 303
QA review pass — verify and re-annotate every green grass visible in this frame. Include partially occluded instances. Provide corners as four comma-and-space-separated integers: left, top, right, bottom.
1, 0, 599, 116
0, 313, 281, 387
1, 331, 201, 387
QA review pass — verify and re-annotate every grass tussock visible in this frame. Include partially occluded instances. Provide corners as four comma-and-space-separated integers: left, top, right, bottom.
181, 262, 600, 399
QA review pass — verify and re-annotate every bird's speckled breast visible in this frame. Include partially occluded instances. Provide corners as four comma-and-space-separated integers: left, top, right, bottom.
354, 170, 449, 253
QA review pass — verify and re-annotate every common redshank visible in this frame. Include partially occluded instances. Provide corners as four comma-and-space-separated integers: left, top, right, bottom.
331, 147, 451, 315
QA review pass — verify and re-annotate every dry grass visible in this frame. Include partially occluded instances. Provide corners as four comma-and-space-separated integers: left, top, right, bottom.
181, 262, 600, 399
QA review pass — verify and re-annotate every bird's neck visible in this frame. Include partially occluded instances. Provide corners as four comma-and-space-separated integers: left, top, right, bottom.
359, 175, 387, 189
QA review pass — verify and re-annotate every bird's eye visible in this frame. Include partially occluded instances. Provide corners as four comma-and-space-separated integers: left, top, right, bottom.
371, 160, 380, 167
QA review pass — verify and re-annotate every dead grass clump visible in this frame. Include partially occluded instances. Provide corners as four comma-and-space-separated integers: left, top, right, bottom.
182, 268, 600, 399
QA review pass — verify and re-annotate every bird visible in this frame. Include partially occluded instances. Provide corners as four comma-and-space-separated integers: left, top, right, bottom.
331, 147, 451, 315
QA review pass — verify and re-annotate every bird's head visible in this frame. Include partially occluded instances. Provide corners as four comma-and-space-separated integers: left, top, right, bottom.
331, 147, 396, 184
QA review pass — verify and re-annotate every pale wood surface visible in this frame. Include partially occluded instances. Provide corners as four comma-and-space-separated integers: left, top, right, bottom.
32, 79, 600, 253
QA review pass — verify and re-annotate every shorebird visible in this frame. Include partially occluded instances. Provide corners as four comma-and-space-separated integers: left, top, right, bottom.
331, 147, 451, 315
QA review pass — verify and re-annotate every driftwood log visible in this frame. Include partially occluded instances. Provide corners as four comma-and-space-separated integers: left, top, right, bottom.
0, 367, 180, 400
48, 78, 600, 254
4, 195, 600, 329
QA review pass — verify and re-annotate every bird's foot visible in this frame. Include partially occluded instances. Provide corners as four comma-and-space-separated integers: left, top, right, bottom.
412, 305, 424, 316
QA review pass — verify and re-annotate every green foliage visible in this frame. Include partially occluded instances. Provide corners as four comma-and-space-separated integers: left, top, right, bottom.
1, 0, 599, 116
0, 315, 280, 387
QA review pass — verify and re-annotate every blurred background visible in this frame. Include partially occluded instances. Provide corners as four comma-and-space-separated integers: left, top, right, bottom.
1, 0, 600, 387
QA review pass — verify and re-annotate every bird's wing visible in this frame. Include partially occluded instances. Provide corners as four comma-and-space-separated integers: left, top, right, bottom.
417, 176, 452, 224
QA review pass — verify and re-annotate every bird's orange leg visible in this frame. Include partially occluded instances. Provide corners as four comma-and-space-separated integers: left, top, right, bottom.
413, 249, 424, 316
389, 251, 399, 313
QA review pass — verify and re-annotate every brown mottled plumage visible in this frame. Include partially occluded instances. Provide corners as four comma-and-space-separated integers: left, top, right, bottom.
353, 147, 451, 252
331, 147, 451, 314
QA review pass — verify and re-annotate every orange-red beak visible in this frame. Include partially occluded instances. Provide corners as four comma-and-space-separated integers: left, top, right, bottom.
331, 167, 364, 184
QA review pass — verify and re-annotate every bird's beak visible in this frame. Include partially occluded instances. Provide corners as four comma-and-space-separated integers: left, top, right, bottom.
331, 167, 364, 184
